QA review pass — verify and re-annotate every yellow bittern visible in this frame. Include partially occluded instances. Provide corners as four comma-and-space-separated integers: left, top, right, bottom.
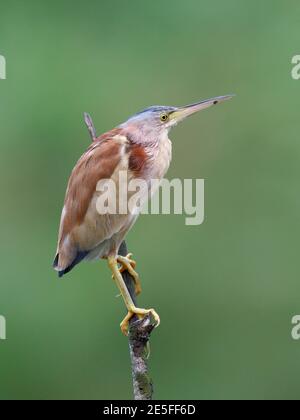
53, 95, 233, 334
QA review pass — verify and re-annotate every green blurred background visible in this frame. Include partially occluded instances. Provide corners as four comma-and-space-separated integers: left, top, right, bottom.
0, 0, 300, 400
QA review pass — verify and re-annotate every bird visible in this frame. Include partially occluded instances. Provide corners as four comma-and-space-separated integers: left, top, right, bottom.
53, 95, 234, 334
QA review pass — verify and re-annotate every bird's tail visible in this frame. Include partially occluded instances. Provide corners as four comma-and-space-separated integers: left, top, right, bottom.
53, 250, 88, 278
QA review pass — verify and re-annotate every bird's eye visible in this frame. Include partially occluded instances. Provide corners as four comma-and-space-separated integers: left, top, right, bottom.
160, 113, 168, 122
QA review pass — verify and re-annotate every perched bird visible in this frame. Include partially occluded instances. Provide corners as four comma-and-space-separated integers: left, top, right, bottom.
53, 95, 233, 334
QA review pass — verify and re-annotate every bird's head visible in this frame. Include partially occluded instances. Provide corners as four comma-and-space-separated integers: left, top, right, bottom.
121, 95, 234, 143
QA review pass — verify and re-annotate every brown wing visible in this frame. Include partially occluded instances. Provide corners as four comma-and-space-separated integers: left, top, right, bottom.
54, 135, 125, 274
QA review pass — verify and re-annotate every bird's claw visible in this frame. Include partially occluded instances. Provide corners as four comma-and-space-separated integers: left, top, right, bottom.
118, 253, 136, 272
120, 308, 160, 336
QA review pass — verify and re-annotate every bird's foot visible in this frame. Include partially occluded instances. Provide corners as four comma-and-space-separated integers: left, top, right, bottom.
120, 307, 160, 336
116, 253, 142, 296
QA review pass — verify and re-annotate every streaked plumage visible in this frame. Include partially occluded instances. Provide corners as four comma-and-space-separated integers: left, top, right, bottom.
53, 127, 171, 277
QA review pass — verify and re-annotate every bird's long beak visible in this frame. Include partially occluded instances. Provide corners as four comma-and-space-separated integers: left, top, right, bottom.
170, 95, 234, 123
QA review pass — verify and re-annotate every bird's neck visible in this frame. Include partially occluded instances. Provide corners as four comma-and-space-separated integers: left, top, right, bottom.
121, 126, 172, 181
145, 131, 172, 180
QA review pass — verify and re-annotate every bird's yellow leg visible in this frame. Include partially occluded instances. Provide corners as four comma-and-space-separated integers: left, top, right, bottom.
107, 255, 160, 335
117, 254, 142, 296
